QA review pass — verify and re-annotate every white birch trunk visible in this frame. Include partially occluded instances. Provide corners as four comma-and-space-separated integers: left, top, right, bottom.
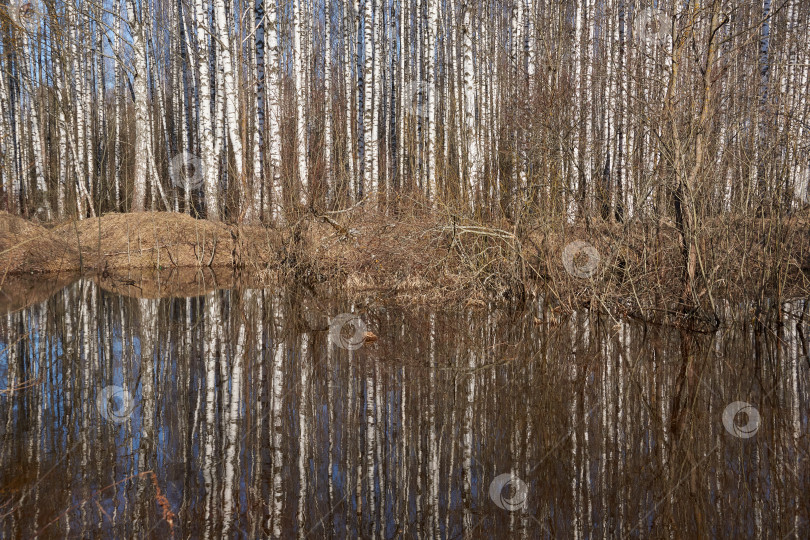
213, 0, 244, 179
126, 0, 150, 212
426, 0, 438, 201
266, 0, 284, 222
371, 0, 382, 198
251, 0, 266, 222
324, 0, 333, 204
462, 3, 479, 197
293, 0, 309, 204
195, 0, 220, 219
362, 0, 375, 198
344, 0, 357, 201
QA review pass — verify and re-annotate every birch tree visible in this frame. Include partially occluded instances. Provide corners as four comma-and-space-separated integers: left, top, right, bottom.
461, 1, 479, 198
293, 0, 309, 204
126, 0, 152, 212
195, 0, 220, 219
362, 0, 375, 198
251, 0, 266, 222
425, 0, 438, 200
0, 0, 808, 241
324, 0, 333, 204
267, 0, 283, 222
213, 0, 244, 187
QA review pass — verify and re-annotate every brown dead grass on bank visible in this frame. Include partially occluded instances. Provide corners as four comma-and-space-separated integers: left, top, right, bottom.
1, 208, 809, 316
0, 211, 79, 276
302, 209, 460, 303
527, 212, 810, 321
53, 212, 279, 272
300, 202, 810, 314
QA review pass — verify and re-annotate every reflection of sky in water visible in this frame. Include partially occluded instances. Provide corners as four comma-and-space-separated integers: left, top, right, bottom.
0, 279, 808, 538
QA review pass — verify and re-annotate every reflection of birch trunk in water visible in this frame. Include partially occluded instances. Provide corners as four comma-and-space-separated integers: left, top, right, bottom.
223, 295, 246, 536
416, 380, 423, 536
374, 359, 384, 532
248, 291, 265, 539
203, 292, 221, 538
581, 315, 592, 529
445, 368, 456, 536
785, 303, 802, 536
365, 360, 376, 538
581, 382, 592, 533
428, 314, 439, 537
709, 318, 722, 530
80, 284, 91, 534
509, 364, 517, 534
570, 389, 581, 540
347, 349, 360, 536
121, 295, 135, 526
399, 366, 408, 533
327, 319, 335, 518
522, 333, 532, 538
136, 298, 158, 535
570, 314, 581, 540
754, 436, 762, 535
297, 333, 310, 538
462, 345, 475, 537
32, 304, 45, 528
785, 304, 810, 538
601, 321, 610, 527
270, 295, 285, 537
617, 321, 626, 534
181, 297, 197, 519
507, 315, 518, 533
655, 320, 674, 516
89, 286, 101, 534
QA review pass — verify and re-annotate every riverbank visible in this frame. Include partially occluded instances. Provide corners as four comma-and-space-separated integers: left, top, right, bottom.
1, 209, 809, 320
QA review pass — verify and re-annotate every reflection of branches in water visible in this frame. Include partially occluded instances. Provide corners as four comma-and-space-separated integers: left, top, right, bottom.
35, 471, 176, 538
0, 282, 807, 537
0, 375, 42, 395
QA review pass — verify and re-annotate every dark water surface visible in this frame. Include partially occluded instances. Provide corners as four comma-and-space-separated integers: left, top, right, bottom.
1, 278, 808, 538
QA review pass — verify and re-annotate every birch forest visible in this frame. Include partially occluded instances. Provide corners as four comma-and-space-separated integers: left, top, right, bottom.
4, 0, 810, 536
2, 0, 809, 224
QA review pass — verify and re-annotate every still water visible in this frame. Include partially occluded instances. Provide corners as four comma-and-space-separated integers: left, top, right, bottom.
1, 276, 808, 538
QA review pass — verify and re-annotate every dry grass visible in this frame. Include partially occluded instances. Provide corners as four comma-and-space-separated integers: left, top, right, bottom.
52, 212, 263, 270
1, 209, 809, 319
0, 211, 79, 275
526, 212, 810, 323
